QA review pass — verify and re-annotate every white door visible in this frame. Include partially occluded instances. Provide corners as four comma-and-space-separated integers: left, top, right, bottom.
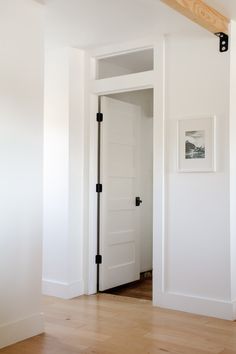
99, 96, 141, 291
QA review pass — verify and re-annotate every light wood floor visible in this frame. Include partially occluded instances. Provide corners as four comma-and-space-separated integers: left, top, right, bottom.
1, 294, 236, 354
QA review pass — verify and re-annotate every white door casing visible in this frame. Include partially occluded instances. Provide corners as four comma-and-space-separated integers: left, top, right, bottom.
99, 96, 141, 291
87, 39, 165, 310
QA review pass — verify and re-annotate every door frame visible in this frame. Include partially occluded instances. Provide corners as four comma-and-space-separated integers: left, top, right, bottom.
86, 37, 166, 305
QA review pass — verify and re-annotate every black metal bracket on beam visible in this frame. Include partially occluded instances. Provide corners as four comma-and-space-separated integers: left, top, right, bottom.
215, 32, 229, 53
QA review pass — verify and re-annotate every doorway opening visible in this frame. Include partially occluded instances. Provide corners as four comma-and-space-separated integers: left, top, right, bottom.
97, 89, 153, 301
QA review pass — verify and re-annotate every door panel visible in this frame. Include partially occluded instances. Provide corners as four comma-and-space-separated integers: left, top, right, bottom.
107, 144, 135, 177
99, 96, 141, 291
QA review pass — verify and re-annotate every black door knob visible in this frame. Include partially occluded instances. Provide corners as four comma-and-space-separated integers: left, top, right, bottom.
135, 197, 143, 207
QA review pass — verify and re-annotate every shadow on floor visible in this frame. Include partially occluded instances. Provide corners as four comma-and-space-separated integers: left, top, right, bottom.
103, 276, 152, 301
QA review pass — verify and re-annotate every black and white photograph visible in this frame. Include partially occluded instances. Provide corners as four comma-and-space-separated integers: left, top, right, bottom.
178, 117, 215, 172
185, 130, 205, 159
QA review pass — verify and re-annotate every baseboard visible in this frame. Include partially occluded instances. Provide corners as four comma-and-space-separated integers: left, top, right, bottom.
155, 291, 236, 320
42, 279, 84, 299
232, 299, 236, 318
0, 313, 44, 349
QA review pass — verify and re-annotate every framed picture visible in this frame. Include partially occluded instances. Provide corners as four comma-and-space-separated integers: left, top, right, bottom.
177, 117, 216, 172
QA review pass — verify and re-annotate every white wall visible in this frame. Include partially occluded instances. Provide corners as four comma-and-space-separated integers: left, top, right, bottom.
0, 0, 44, 348
158, 34, 232, 318
109, 90, 153, 273
43, 32, 236, 319
43, 46, 85, 298
229, 21, 236, 309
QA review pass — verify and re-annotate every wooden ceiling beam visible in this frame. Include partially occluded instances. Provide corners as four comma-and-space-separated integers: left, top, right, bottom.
160, 0, 229, 35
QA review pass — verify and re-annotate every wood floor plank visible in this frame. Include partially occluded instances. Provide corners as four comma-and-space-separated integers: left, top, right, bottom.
1, 294, 236, 354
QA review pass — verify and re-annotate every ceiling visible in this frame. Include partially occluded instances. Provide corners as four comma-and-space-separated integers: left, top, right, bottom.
43, 0, 236, 49
204, 0, 236, 20
44, 0, 207, 48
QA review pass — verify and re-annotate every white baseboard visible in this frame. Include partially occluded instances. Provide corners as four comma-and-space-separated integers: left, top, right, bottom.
0, 313, 44, 349
232, 299, 236, 318
155, 291, 236, 320
42, 279, 84, 299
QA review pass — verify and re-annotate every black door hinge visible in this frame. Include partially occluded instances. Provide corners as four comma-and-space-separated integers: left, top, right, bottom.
97, 113, 103, 122
96, 183, 102, 193
215, 32, 229, 52
95, 255, 102, 264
